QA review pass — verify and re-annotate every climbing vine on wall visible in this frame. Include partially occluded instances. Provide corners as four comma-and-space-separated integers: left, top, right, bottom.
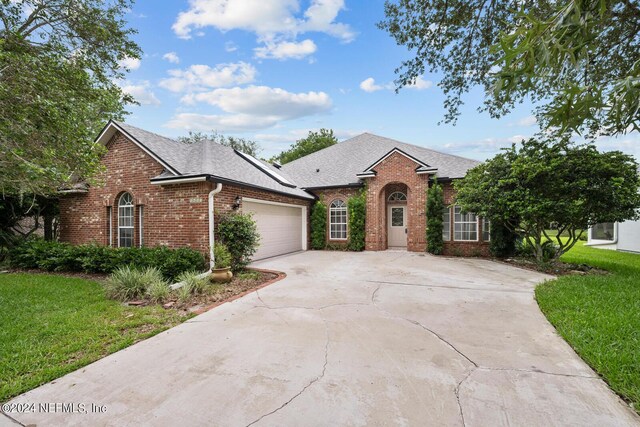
347, 190, 366, 251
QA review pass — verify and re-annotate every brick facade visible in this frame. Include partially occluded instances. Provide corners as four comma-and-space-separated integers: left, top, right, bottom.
59, 132, 311, 258
441, 182, 490, 257
362, 151, 429, 252
311, 187, 361, 246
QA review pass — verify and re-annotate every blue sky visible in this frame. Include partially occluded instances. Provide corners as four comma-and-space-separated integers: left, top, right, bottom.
119, 0, 639, 161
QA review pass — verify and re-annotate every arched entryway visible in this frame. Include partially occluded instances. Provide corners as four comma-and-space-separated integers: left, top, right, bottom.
384, 183, 408, 249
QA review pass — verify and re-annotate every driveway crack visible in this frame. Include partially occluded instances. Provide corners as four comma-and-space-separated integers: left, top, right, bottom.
245, 316, 330, 427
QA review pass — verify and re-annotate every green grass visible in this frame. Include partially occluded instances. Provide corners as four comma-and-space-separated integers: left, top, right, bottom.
536, 242, 640, 412
0, 273, 191, 402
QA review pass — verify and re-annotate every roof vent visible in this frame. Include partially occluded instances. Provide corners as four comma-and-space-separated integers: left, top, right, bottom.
316, 168, 320, 173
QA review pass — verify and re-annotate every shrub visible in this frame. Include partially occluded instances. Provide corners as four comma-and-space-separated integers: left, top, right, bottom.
176, 270, 208, 295
426, 181, 445, 255
106, 266, 165, 301
347, 191, 366, 251
236, 270, 260, 280
217, 213, 260, 271
146, 280, 170, 303
489, 220, 519, 258
9, 239, 206, 282
213, 243, 232, 269
176, 282, 193, 302
310, 199, 327, 250
517, 239, 558, 263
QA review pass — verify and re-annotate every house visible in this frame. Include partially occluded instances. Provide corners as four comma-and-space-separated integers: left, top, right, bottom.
59, 121, 490, 264
587, 221, 640, 253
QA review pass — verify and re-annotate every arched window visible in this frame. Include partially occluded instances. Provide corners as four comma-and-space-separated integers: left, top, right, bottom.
388, 192, 407, 202
118, 192, 134, 247
329, 200, 347, 240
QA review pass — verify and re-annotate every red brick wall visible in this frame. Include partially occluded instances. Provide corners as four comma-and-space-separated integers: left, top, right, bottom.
363, 152, 429, 252
441, 181, 490, 256
311, 187, 361, 246
59, 131, 312, 257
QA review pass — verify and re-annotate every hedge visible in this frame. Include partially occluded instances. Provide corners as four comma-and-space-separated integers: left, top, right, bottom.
9, 239, 206, 282
347, 191, 366, 251
216, 212, 260, 272
310, 199, 327, 250
426, 181, 444, 255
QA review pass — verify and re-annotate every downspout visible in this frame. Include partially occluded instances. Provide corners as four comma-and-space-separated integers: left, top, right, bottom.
208, 183, 223, 271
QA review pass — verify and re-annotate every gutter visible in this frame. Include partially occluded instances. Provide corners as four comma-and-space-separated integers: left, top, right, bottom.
208, 183, 223, 271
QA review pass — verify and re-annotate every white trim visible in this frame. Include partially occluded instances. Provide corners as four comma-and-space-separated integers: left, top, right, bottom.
58, 189, 89, 194
587, 222, 618, 246
208, 183, 223, 270
138, 205, 144, 247
150, 176, 208, 185
363, 148, 430, 172
107, 206, 113, 247
453, 205, 479, 242
242, 197, 308, 251
442, 206, 451, 242
96, 121, 180, 175
416, 169, 438, 175
117, 193, 134, 248
329, 199, 348, 241
356, 172, 376, 178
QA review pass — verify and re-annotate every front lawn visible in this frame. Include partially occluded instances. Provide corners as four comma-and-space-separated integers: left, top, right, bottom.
0, 273, 190, 402
536, 242, 640, 413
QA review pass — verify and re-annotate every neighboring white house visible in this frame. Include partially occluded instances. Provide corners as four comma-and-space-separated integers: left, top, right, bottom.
587, 220, 640, 253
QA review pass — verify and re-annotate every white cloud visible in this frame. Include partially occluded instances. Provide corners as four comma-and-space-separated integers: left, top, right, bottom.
118, 56, 141, 70
406, 76, 433, 90
120, 81, 160, 106
254, 127, 365, 157
159, 62, 257, 93
162, 52, 180, 64
172, 0, 354, 60
254, 39, 317, 60
360, 76, 432, 92
225, 41, 238, 52
441, 135, 528, 156
166, 85, 332, 132
359, 77, 385, 93
517, 115, 537, 127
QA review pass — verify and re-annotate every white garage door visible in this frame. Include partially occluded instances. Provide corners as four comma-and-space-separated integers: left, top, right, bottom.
242, 198, 306, 261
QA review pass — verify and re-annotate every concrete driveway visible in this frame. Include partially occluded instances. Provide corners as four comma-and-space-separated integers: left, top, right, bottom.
5, 251, 639, 426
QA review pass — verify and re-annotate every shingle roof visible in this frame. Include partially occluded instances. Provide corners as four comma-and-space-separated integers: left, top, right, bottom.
113, 122, 314, 200
281, 132, 481, 188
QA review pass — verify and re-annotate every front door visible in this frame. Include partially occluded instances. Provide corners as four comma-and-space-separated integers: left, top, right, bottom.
387, 205, 407, 248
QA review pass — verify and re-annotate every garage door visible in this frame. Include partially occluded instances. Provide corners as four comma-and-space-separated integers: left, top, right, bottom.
242, 199, 306, 261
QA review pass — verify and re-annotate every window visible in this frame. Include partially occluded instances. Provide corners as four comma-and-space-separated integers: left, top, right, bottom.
329, 200, 348, 240
442, 207, 451, 241
591, 222, 615, 241
388, 192, 407, 202
454, 206, 478, 241
138, 205, 144, 247
482, 218, 491, 242
118, 193, 134, 248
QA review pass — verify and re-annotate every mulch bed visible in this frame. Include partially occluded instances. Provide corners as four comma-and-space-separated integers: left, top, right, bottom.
499, 258, 608, 276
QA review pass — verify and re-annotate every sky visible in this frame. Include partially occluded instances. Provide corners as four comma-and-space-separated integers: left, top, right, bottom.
119, 0, 640, 161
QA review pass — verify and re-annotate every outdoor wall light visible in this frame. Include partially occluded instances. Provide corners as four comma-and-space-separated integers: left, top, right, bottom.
232, 196, 241, 210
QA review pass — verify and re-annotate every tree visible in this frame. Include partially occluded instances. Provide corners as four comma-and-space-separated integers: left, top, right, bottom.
379, 0, 640, 138
426, 180, 444, 255
177, 131, 262, 157
271, 129, 337, 165
0, 0, 141, 196
454, 138, 640, 263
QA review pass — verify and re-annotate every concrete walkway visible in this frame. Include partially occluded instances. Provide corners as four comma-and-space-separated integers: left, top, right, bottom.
5, 251, 639, 426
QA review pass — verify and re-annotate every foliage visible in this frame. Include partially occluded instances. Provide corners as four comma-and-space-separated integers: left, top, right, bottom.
212, 243, 232, 269
426, 181, 444, 255
9, 239, 206, 282
310, 198, 327, 250
0, 273, 188, 402
105, 266, 165, 301
236, 270, 261, 281
176, 270, 208, 295
0, 195, 59, 251
271, 129, 337, 164
347, 191, 366, 251
536, 242, 640, 411
177, 131, 262, 157
176, 282, 193, 302
454, 138, 640, 262
378, 0, 639, 138
217, 213, 260, 271
489, 220, 519, 258
146, 280, 170, 304
0, 0, 141, 196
